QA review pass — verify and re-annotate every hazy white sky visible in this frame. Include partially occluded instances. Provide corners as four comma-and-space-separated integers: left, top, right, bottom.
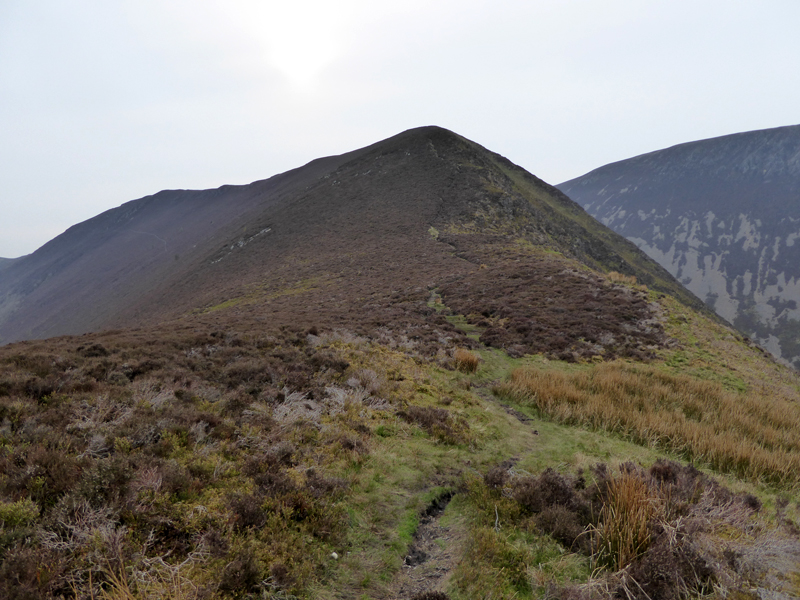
1, 1, 798, 258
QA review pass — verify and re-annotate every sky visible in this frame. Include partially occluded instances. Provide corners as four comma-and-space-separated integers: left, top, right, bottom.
1, 1, 799, 258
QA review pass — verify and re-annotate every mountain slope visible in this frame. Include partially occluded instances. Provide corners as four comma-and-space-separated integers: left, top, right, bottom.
0, 257, 16, 273
558, 124, 800, 369
2, 126, 799, 600
0, 147, 363, 341
0, 126, 706, 353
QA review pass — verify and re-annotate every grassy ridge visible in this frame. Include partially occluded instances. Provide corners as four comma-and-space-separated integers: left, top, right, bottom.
498, 361, 800, 488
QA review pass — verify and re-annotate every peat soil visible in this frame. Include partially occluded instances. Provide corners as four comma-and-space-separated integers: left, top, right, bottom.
390, 493, 460, 600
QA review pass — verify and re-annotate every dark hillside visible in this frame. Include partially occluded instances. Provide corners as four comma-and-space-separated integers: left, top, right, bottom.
0, 147, 365, 342
0, 257, 16, 272
0, 126, 706, 355
559, 124, 800, 369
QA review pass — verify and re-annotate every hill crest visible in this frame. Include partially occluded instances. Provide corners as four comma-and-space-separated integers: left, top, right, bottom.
1, 126, 705, 357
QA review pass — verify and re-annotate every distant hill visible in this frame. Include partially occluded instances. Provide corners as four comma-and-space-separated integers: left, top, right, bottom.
0, 126, 704, 356
559, 125, 800, 369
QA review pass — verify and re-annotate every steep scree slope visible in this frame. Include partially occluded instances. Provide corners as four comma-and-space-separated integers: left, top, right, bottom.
559, 124, 800, 369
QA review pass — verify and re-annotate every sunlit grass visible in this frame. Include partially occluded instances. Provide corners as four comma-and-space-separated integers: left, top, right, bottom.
498, 360, 800, 488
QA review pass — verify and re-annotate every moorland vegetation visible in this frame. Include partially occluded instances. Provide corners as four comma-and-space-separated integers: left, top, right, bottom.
2, 266, 799, 600
1, 127, 799, 599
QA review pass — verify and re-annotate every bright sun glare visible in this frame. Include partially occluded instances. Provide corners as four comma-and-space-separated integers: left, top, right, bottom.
235, 1, 365, 87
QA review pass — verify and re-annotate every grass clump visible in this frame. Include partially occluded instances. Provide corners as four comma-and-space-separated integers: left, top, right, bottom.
591, 468, 656, 571
454, 527, 543, 597
605, 271, 637, 285
463, 459, 773, 600
498, 361, 800, 488
453, 348, 480, 373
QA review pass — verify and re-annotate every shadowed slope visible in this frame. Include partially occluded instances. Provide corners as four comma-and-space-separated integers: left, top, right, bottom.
0, 257, 17, 272
0, 148, 363, 341
1, 126, 705, 356
559, 124, 800, 368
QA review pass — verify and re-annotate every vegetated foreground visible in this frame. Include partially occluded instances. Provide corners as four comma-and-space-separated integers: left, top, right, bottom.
1, 266, 799, 600
1, 126, 798, 598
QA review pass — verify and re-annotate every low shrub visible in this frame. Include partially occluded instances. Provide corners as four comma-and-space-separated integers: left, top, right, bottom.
513, 469, 588, 517
228, 492, 268, 531
219, 547, 263, 595
411, 592, 451, 600
0, 545, 63, 599
537, 505, 589, 553
398, 405, 469, 445
483, 465, 509, 490
625, 527, 715, 600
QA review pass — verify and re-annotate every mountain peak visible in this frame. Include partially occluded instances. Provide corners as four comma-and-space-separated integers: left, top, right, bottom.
0, 127, 703, 352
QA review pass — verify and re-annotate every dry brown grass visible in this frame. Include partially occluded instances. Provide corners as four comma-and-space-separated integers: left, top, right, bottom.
606, 271, 637, 285
454, 348, 481, 373
499, 362, 800, 488
75, 555, 202, 600
591, 470, 657, 572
